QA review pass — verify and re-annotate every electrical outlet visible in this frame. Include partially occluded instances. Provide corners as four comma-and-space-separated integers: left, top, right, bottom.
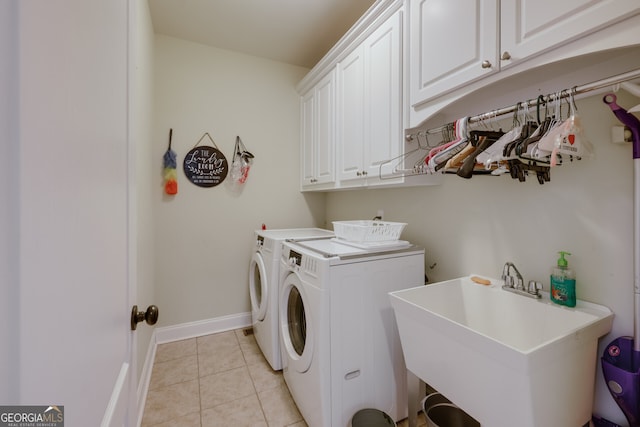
611, 125, 632, 144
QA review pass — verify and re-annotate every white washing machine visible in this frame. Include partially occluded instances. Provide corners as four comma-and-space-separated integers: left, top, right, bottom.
249, 228, 334, 371
279, 238, 425, 427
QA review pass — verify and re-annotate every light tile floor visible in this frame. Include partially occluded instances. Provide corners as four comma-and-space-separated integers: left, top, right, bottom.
141, 328, 427, 426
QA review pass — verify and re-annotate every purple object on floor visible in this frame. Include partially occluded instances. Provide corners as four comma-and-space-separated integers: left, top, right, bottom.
592, 413, 623, 427
601, 336, 640, 426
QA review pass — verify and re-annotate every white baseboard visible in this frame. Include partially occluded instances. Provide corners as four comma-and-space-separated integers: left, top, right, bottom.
136, 312, 252, 426
136, 335, 156, 427
102, 362, 131, 427
154, 312, 252, 344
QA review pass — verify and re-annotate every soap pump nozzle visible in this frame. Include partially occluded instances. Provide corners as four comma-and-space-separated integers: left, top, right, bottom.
557, 251, 571, 267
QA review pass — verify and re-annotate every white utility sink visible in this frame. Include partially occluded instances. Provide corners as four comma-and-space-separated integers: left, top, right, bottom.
390, 275, 613, 427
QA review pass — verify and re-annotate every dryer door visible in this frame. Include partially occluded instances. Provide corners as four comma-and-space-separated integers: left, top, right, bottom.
249, 251, 268, 322
280, 272, 314, 373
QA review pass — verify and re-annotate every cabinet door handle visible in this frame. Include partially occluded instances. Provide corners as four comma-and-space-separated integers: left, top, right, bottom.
501, 51, 512, 61
357, 171, 362, 176
481, 60, 492, 69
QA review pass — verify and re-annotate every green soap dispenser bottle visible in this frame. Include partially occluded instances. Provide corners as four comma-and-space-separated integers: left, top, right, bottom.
550, 251, 576, 307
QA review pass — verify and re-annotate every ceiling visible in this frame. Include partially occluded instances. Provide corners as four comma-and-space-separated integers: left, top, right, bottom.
148, 0, 378, 69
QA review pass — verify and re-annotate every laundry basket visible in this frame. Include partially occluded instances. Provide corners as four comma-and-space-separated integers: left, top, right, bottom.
422, 393, 480, 427
351, 408, 397, 427
333, 220, 407, 243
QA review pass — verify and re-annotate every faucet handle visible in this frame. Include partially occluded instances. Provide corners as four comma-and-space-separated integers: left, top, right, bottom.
501, 262, 512, 281
527, 281, 543, 296
504, 276, 514, 288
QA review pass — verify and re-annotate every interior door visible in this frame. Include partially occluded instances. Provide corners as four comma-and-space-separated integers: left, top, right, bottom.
14, 0, 136, 425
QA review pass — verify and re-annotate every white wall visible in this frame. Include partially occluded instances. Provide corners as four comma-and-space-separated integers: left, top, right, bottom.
153, 35, 326, 326
327, 88, 640, 424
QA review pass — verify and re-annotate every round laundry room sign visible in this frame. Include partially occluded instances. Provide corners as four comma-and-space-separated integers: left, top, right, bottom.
183, 134, 228, 187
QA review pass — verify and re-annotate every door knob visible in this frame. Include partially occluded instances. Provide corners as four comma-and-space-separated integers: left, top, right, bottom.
131, 305, 159, 330
481, 60, 492, 69
501, 51, 512, 60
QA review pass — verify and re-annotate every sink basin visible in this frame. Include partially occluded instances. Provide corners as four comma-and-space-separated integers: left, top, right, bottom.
390, 275, 613, 427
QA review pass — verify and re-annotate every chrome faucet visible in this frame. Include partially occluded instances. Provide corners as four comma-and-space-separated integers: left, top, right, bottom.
502, 262, 524, 289
501, 262, 542, 299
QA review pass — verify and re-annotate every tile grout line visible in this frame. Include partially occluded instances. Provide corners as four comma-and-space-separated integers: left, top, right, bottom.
237, 329, 271, 426
196, 337, 202, 427
147, 329, 307, 427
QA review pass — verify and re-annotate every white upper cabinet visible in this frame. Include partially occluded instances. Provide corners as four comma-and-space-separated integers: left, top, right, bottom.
409, 0, 640, 110
364, 9, 403, 183
337, 46, 365, 184
301, 70, 336, 189
501, 0, 640, 67
409, 0, 498, 107
337, 8, 403, 187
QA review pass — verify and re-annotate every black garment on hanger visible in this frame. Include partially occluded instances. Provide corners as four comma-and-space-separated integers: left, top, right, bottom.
456, 130, 504, 178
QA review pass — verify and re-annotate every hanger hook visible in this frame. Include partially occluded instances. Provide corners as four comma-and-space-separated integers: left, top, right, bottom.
512, 102, 519, 128
569, 86, 579, 112
536, 95, 546, 124
560, 89, 573, 119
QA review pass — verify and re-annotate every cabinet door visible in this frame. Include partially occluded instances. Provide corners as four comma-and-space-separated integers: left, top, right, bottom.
364, 9, 402, 180
300, 71, 335, 189
315, 71, 336, 185
501, 0, 640, 68
337, 46, 365, 183
300, 89, 316, 186
337, 8, 403, 186
409, 0, 498, 107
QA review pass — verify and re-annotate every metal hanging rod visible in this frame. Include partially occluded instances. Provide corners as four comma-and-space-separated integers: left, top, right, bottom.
407, 67, 640, 140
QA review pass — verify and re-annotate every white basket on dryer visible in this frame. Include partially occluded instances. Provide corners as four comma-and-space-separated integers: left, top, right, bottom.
332, 220, 407, 243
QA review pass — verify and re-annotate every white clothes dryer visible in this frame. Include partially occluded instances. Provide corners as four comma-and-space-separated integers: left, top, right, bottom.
279, 238, 425, 427
249, 228, 333, 370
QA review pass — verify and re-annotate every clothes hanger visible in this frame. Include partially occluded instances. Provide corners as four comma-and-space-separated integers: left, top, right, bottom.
535, 90, 566, 157
441, 141, 475, 172
501, 102, 540, 159
429, 118, 470, 172
411, 132, 441, 174
424, 119, 465, 165
456, 128, 505, 178
516, 95, 550, 156
547, 87, 593, 166
476, 107, 523, 170
379, 132, 438, 178
413, 133, 439, 174
444, 114, 502, 178
506, 94, 564, 183
422, 123, 455, 165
